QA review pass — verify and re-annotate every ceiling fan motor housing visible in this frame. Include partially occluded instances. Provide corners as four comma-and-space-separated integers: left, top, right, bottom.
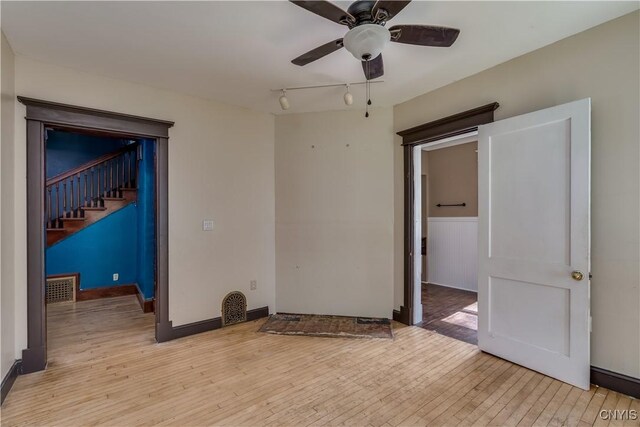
343, 24, 391, 61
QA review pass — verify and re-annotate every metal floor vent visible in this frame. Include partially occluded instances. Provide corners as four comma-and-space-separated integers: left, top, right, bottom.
46, 275, 77, 304
222, 291, 247, 326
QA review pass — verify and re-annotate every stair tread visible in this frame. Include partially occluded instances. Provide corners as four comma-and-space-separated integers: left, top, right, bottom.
81, 206, 107, 211
60, 217, 86, 221
46, 228, 67, 232
103, 197, 125, 201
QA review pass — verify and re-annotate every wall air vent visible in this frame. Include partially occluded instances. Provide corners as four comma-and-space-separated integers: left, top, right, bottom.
222, 291, 247, 326
46, 275, 77, 304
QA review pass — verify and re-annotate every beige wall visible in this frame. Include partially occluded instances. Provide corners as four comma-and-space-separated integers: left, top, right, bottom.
425, 143, 478, 217
275, 108, 395, 318
1, 31, 16, 380
11, 56, 276, 345
394, 12, 640, 377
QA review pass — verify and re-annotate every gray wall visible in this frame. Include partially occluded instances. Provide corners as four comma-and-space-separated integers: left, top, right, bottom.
425, 143, 478, 217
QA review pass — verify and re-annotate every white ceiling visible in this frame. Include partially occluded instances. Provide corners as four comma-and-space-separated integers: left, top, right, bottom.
2, 1, 637, 115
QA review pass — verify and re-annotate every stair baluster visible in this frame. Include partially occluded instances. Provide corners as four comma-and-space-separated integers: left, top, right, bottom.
127, 152, 132, 188
47, 187, 52, 228
115, 160, 120, 197
90, 169, 94, 207
84, 172, 88, 208
62, 182, 67, 219
103, 164, 108, 200
56, 182, 60, 227
121, 155, 125, 191
110, 160, 114, 197
76, 174, 81, 216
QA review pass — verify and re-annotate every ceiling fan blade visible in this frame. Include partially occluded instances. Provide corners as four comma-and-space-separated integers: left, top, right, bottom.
371, 0, 411, 21
362, 54, 384, 79
389, 25, 460, 47
290, 1, 354, 25
292, 39, 344, 66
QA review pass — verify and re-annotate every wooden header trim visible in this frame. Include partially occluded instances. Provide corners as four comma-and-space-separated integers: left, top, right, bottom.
397, 102, 499, 145
18, 96, 174, 138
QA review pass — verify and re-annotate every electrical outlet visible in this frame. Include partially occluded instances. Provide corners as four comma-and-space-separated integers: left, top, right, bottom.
203, 220, 214, 231
113, 273, 119, 281
250, 280, 257, 290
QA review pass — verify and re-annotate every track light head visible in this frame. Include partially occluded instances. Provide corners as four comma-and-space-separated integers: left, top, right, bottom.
279, 90, 290, 110
343, 85, 353, 106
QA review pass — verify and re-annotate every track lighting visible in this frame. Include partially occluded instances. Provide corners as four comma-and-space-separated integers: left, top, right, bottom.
343, 85, 353, 106
279, 90, 290, 110
273, 81, 382, 111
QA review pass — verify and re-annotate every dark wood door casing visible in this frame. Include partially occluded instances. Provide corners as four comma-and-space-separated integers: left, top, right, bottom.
18, 96, 174, 373
394, 102, 499, 326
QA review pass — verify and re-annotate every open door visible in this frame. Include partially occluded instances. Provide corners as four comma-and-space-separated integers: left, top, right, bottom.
477, 99, 591, 390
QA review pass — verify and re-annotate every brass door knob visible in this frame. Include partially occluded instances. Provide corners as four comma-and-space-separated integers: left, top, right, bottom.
571, 271, 584, 281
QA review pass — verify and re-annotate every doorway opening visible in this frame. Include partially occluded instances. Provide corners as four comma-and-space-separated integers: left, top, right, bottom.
413, 132, 479, 345
20, 97, 173, 374
399, 99, 592, 390
44, 128, 157, 358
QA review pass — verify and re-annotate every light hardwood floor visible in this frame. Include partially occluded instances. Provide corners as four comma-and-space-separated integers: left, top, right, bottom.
2, 296, 637, 426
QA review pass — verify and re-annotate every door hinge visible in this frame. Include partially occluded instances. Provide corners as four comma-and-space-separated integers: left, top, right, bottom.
589, 316, 592, 333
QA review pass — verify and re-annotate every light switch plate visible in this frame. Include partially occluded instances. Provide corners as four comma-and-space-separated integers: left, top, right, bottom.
203, 220, 214, 231
113, 273, 119, 281
250, 280, 257, 290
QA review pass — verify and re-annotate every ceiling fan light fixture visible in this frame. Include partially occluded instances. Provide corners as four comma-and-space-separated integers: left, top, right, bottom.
279, 90, 290, 110
343, 24, 390, 61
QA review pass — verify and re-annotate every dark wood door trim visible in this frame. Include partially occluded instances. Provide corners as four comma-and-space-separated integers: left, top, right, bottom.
22, 118, 47, 373
394, 102, 499, 326
18, 97, 173, 138
154, 136, 173, 342
398, 102, 499, 146
18, 96, 174, 372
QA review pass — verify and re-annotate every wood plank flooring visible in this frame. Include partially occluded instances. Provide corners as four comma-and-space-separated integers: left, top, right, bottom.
420, 283, 478, 345
2, 296, 636, 426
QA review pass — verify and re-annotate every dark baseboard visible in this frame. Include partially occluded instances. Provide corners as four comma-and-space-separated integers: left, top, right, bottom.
134, 284, 155, 313
20, 345, 46, 374
141, 299, 154, 313
76, 283, 137, 301
246, 306, 269, 321
591, 366, 640, 398
157, 306, 270, 342
173, 317, 223, 340
393, 306, 412, 325
1, 360, 22, 405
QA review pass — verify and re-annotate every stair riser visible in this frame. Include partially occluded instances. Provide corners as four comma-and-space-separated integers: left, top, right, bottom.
60, 221, 86, 233
82, 210, 108, 222
103, 199, 132, 211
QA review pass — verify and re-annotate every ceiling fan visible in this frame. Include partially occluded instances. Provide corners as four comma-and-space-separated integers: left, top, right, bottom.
290, 0, 461, 80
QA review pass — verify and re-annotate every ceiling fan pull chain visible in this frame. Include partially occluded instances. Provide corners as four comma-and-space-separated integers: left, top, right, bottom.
365, 61, 370, 118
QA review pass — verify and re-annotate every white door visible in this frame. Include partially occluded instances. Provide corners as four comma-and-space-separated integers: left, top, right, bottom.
477, 99, 591, 390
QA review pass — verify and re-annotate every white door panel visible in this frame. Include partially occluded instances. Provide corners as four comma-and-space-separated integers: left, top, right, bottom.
478, 99, 590, 390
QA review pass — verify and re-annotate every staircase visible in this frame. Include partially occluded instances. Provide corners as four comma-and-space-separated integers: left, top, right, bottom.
46, 145, 139, 246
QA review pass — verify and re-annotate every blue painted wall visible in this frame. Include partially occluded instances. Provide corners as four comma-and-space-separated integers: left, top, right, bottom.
136, 140, 156, 300
45, 131, 156, 298
46, 205, 138, 288
46, 130, 132, 179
